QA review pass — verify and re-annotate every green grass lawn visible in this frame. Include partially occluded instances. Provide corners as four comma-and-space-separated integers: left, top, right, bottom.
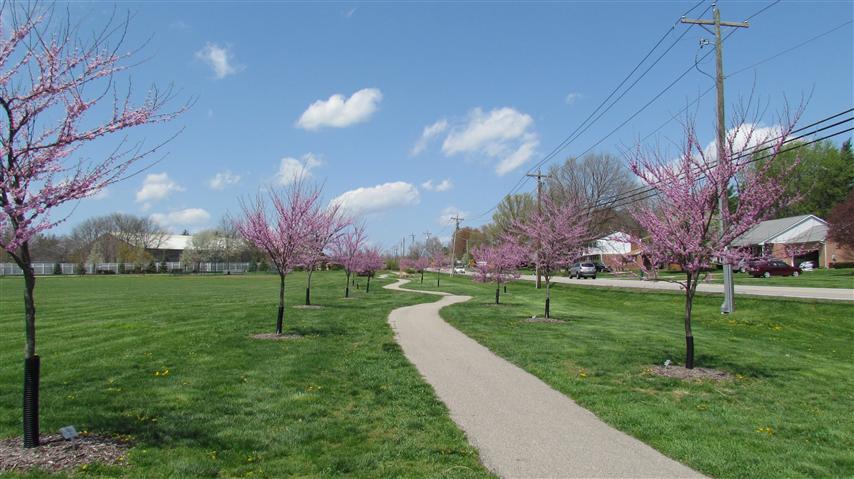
0, 272, 493, 478
401, 273, 854, 479
600, 268, 854, 289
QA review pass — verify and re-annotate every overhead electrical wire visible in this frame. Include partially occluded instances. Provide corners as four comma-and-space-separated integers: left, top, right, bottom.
475, 0, 787, 221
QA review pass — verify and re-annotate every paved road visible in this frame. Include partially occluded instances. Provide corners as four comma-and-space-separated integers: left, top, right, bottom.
385, 278, 704, 479
514, 274, 854, 302
435, 269, 853, 302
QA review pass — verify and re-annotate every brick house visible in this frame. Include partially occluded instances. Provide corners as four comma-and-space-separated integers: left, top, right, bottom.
732, 214, 854, 268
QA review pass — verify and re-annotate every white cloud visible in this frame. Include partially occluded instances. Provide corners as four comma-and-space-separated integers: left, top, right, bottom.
136, 173, 185, 203
496, 133, 538, 176
276, 153, 323, 185
411, 119, 449, 155
421, 178, 453, 192
150, 208, 211, 230
208, 171, 241, 190
296, 88, 382, 130
441, 107, 539, 175
88, 188, 110, 200
331, 181, 420, 216
565, 92, 582, 105
703, 124, 783, 161
437, 206, 468, 227
195, 42, 240, 79
344, 7, 357, 18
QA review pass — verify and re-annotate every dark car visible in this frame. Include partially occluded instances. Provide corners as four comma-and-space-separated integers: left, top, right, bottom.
593, 262, 612, 273
747, 260, 802, 278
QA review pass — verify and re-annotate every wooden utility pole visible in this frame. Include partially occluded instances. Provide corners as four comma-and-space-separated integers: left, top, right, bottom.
526, 169, 552, 289
449, 215, 464, 274
682, 4, 748, 314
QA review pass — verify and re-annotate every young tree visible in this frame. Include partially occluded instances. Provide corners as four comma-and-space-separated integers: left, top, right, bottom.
413, 255, 430, 284
299, 203, 348, 305
236, 182, 321, 335
330, 224, 366, 298
356, 246, 384, 292
0, 7, 183, 447
430, 249, 447, 287
471, 241, 525, 304
628, 114, 800, 369
513, 195, 588, 319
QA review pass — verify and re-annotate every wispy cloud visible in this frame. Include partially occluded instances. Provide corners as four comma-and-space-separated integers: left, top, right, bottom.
331, 181, 420, 216
208, 170, 241, 190
411, 119, 449, 156
195, 42, 241, 79
421, 178, 453, 192
276, 153, 323, 185
136, 173, 184, 203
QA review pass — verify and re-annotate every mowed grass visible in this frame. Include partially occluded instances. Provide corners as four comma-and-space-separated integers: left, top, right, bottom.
401, 274, 854, 479
0, 272, 493, 479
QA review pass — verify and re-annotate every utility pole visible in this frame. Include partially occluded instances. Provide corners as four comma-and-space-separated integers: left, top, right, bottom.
449, 215, 464, 274
526, 169, 553, 289
682, 4, 748, 314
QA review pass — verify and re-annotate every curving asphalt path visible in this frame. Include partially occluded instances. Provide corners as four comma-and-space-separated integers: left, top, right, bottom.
385, 278, 704, 479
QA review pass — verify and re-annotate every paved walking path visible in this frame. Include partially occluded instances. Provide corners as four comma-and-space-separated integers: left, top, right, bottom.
385, 278, 704, 479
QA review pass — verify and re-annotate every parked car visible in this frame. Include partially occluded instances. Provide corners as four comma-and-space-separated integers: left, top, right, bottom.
747, 260, 802, 278
799, 261, 815, 271
453, 266, 466, 274
569, 262, 597, 279
593, 262, 612, 273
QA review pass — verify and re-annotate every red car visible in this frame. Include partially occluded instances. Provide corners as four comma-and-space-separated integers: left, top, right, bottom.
747, 259, 802, 278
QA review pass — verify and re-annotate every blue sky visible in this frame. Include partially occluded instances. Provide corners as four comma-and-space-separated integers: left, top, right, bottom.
50, 1, 853, 249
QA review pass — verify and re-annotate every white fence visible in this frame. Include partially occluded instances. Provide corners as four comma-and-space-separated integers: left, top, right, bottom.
0, 262, 251, 276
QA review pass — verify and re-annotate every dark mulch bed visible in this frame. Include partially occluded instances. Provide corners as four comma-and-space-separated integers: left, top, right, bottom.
523, 316, 565, 324
0, 434, 129, 473
251, 333, 303, 341
651, 365, 734, 381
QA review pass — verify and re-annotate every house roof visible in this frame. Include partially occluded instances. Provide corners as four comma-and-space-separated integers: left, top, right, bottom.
158, 235, 193, 250
732, 214, 827, 246
787, 224, 827, 244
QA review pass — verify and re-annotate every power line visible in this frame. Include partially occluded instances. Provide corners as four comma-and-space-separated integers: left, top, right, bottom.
472, 1, 711, 220
601, 121, 854, 212
599, 108, 854, 207
476, 0, 784, 222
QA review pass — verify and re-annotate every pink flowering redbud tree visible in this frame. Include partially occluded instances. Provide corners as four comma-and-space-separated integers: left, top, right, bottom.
471, 241, 525, 304
299, 202, 349, 306
236, 181, 322, 336
0, 7, 185, 447
414, 255, 431, 284
430, 249, 447, 287
628, 113, 800, 369
330, 223, 367, 298
513, 196, 589, 318
356, 246, 385, 292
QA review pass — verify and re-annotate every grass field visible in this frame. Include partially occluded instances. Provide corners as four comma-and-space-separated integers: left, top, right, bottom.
400, 274, 854, 479
0, 272, 493, 478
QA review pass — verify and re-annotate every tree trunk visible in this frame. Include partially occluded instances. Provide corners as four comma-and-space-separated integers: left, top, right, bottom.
504, 284, 507, 294
345, 272, 350, 298
420, 270, 424, 284
366, 275, 371, 293
544, 278, 551, 319
436, 269, 440, 287
684, 272, 697, 369
305, 270, 313, 306
276, 273, 285, 335
19, 244, 40, 448
495, 287, 500, 305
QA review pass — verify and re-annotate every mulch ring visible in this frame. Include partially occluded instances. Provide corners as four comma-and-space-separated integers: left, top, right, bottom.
650, 365, 733, 381
0, 434, 129, 473
523, 316, 565, 324
251, 333, 303, 341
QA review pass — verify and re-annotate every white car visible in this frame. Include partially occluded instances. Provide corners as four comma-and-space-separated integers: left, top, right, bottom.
453, 266, 466, 274
800, 261, 814, 271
